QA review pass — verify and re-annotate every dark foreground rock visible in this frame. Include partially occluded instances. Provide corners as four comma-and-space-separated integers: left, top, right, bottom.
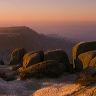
18, 60, 68, 79
0, 65, 18, 81
44, 49, 72, 72
0, 60, 4, 65
3, 71, 18, 81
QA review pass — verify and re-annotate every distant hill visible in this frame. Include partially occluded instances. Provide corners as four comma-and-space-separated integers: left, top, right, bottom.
0, 26, 75, 62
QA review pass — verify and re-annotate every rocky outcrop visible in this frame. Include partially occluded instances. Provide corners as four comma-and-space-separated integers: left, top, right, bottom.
23, 51, 44, 68
10, 48, 26, 65
18, 60, 67, 79
75, 51, 96, 71
44, 49, 72, 72
72, 41, 96, 70
18, 49, 73, 79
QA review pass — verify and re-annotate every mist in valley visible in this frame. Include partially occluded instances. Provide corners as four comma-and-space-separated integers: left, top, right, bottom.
32, 22, 96, 42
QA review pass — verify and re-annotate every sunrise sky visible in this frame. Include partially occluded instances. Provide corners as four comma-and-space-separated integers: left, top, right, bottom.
0, 0, 96, 37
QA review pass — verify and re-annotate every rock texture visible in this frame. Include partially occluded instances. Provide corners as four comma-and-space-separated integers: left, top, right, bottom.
18, 60, 67, 79
76, 51, 96, 71
10, 48, 26, 65
72, 41, 96, 71
23, 51, 44, 68
44, 50, 72, 72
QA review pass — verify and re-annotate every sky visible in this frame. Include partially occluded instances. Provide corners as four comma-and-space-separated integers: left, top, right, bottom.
0, 0, 96, 38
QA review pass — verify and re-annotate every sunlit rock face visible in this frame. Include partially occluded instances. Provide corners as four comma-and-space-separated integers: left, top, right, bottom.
76, 51, 96, 70
23, 51, 44, 68
72, 41, 96, 71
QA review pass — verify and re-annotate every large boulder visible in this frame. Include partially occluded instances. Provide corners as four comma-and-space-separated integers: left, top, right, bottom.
72, 41, 96, 69
44, 49, 72, 72
76, 51, 96, 71
10, 48, 26, 65
18, 60, 67, 79
23, 51, 44, 68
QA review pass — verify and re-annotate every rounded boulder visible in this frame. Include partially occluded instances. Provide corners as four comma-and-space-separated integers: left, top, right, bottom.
75, 51, 96, 71
72, 41, 96, 69
10, 48, 26, 65
23, 51, 44, 68
44, 49, 72, 72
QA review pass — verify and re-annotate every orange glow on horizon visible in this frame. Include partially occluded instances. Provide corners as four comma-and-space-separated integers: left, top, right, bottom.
0, 0, 96, 26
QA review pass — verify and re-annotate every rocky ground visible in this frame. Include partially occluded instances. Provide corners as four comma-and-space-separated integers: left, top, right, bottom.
0, 46, 96, 96
0, 74, 76, 96
33, 74, 96, 96
0, 73, 95, 96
